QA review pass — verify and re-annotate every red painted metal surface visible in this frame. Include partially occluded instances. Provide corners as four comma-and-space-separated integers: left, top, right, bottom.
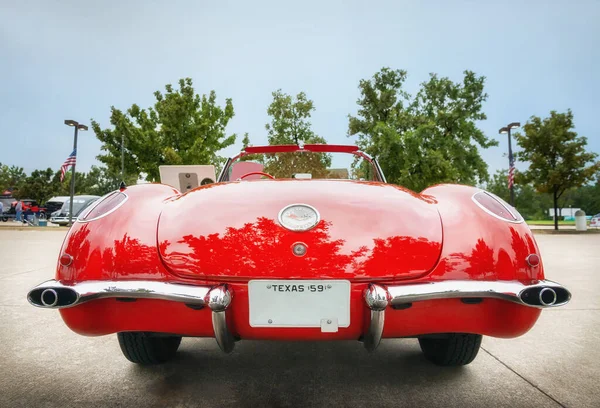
421, 184, 544, 283
54, 177, 545, 340
158, 180, 443, 281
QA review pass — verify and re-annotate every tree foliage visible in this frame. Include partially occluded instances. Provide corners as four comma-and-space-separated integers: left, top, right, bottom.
263, 90, 331, 177
348, 68, 497, 191
514, 110, 600, 229
0, 163, 126, 204
92, 78, 236, 182
0, 163, 26, 193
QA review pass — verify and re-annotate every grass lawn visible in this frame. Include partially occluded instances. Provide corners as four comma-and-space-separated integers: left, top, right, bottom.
526, 220, 576, 226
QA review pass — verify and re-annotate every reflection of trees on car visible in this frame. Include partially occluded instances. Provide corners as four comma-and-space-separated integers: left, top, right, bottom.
160, 216, 440, 280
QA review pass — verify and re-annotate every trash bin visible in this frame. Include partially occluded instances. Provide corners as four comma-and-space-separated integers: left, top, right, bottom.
575, 210, 587, 231
38, 213, 47, 227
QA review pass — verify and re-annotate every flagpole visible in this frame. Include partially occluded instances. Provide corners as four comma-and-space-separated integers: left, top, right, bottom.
499, 122, 520, 207
64, 120, 88, 227
68, 126, 79, 226
507, 127, 515, 207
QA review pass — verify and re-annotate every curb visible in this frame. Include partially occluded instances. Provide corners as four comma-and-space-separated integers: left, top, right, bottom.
0, 226, 66, 231
532, 229, 600, 235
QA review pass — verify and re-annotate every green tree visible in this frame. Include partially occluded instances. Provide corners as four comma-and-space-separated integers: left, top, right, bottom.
263, 90, 330, 178
92, 78, 236, 182
241, 133, 251, 149
17, 168, 59, 203
78, 165, 131, 196
0, 163, 27, 195
566, 182, 600, 216
348, 68, 497, 191
514, 110, 600, 230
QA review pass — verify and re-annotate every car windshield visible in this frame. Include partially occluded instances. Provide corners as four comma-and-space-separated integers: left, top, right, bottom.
222, 151, 380, 182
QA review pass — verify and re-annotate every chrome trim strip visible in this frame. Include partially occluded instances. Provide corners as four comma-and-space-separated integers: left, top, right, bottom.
471, 190, 524, 224
371, 157, 387, 183
386, 279, 571, 309
77, 191, 129, 223
27, 280, 210, 309
217, 157, 233, 182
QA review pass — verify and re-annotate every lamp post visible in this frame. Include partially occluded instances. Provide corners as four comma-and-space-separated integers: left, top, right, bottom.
121, 132, 125, 183
499, 122, 520, 207
64, 120, 88, 226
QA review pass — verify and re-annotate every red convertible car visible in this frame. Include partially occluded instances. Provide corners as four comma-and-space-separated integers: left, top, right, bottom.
28, 144, 571, 366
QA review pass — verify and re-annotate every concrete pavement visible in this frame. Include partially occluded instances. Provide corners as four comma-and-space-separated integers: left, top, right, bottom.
0, 230, 598, 407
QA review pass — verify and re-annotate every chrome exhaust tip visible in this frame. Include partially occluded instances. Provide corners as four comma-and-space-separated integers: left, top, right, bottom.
27, 286, 79, 308
519, 285, 570, 308
40, 289, 58, 307
539, 287, 557, 306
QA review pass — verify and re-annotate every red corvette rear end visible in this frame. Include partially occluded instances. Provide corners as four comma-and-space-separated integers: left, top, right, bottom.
27, 144, 571, 366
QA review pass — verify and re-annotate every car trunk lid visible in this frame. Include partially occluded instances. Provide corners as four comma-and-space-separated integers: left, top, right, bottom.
157, 180, 442, 281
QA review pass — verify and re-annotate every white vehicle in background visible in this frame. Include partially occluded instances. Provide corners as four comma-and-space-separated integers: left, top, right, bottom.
50, 195, 100, 226
44, 196, 69, 217
590, 213, 600, 228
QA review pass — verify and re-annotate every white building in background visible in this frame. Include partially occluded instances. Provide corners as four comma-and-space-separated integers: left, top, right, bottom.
549, 207, 581, 220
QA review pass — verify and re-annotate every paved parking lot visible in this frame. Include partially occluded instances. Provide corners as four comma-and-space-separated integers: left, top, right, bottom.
0, 230, 598, 407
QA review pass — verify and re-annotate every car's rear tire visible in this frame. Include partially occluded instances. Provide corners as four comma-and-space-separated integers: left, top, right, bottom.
418, 333, 482, 366
117, 332, 182, 365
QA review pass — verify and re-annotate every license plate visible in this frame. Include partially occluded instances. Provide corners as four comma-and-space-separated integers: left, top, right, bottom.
248, 280, 351, 328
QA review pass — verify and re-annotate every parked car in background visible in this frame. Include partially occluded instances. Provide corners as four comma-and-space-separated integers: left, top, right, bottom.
50, 195, 100, 226
7, 199, 46, 219
44, 196, 69, 217
1, 197, 13, 221
590, 213, 600, 228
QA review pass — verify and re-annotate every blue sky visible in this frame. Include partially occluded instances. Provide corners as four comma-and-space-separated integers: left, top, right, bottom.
1, 0, 598, 178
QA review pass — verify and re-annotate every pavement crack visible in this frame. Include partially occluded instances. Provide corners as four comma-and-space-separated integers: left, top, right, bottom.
481, 347, 566, 408
0, 266, 53, 280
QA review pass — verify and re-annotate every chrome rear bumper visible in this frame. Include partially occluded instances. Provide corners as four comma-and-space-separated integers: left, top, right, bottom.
27, 280, 235, 353
27, 280, 210, 308
363, 279, 571, 351
28, 278, 571, 354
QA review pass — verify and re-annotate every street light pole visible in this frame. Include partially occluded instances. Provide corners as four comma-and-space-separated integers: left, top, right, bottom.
506, 126, 515, 206
68, 125, 79, 226
499, 122, 520, 207
121, 132, 125, 183
64, 120, 88, 226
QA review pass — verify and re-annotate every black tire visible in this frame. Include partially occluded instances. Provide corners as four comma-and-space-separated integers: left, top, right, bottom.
418, 333, 482, 366
117, 332, 182, 365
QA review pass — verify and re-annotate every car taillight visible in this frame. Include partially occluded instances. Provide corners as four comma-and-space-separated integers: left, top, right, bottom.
79, 192, 128, 222
472, 191, 523, 223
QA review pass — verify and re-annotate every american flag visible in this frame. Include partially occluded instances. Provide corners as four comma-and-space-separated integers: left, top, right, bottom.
60, 149, 77, 182
507, 154, 515, 189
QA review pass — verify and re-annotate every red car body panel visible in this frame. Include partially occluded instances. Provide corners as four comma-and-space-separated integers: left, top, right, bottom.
158, 180, 442, 281
56, 179, 544, 339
